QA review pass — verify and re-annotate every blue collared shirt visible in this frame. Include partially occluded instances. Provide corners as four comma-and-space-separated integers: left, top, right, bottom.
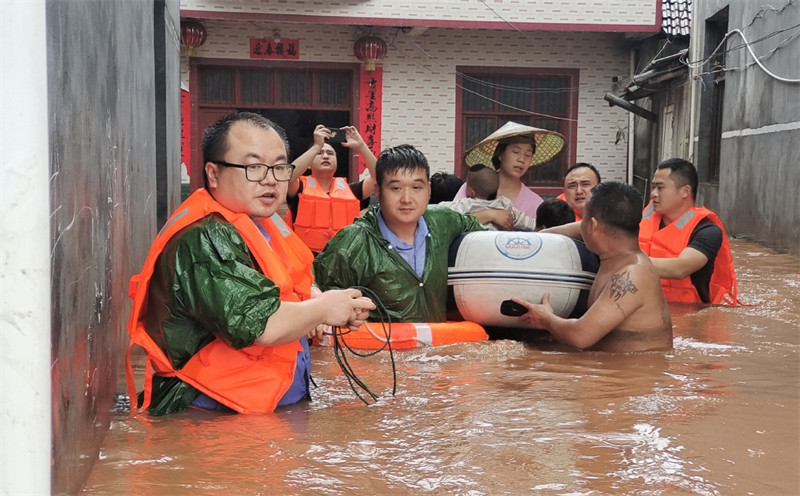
377, 208, 429, 277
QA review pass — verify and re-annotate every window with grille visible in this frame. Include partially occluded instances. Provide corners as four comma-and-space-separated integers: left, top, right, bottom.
457, 69, 578, 188
200, 68, 234, 103
197, 66, 350, 109
240, 69, 272, 104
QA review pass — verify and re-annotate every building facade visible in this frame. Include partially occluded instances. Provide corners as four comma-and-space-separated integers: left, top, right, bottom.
611, 0, 799, 253
689, 0, 799, 254
180, 0, 663, 195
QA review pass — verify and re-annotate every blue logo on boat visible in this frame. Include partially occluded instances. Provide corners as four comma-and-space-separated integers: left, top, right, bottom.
494, 233, 542, 260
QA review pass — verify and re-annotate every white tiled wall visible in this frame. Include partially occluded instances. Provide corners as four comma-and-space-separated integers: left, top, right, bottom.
181, 0, 657, 27
182, 21, 632, 182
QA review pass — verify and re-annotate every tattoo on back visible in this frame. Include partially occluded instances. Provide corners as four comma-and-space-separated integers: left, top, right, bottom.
610, 270, 638, 302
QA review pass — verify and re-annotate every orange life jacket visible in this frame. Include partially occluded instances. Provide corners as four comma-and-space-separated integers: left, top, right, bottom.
258, 213, 314, 301
639, 202, 738, 305
126, 188, 314, 414
294, 176, 360, 252
556, 192, 582, 221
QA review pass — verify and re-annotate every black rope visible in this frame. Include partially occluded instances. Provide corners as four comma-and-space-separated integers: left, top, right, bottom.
326, 286, 397, 405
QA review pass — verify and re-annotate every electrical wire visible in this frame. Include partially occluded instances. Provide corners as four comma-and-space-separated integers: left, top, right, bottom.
325, 286, 397, 405
694, 29, 800, 78
726, 28, 800, 82
684, 26, 800, 83
456, 83, 579, 122
744, 0, 796, 29
391, 30, 579, 122
636, 38, 673, 75
679, 0, 799, 83
681, 22, 800, 69
397, 28, 580, 95
398, 0, 799, 87
461, 74, 579, 95
478, 0, 524, 33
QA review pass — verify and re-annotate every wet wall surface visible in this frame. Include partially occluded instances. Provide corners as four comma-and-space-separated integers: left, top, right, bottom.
47, 1, 179, 494
695, 0, 800, 255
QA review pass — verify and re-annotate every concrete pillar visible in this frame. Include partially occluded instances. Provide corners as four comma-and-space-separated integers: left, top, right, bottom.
0, 1, 52, 495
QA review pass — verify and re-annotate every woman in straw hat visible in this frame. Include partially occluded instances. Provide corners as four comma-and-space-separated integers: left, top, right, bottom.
453, 122, 566, 220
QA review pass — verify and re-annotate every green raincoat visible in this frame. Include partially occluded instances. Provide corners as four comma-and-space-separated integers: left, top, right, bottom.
313, 206, 484, 322
144, 216, 281, 415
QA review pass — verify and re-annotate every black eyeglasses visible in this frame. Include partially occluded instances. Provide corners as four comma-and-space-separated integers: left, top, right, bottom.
212, 161, 295, 182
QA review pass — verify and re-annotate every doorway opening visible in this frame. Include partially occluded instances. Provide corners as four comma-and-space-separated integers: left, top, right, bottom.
262, 108, 352, 178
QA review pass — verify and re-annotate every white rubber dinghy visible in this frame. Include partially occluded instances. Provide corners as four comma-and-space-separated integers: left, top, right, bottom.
449, 231, 598, 328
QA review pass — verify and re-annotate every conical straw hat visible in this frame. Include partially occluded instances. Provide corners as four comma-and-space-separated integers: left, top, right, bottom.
464, 121, 566, 169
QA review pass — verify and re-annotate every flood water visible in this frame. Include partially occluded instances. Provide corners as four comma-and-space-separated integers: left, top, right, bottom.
83, 240, 799, 495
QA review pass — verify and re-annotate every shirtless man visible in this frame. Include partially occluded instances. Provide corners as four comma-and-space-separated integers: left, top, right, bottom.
511, 181, 672, 352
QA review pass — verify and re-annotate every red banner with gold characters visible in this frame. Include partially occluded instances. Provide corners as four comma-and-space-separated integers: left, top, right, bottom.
358, 66, 382, 174
249, 38, 300, 59
181, 88, 191, 175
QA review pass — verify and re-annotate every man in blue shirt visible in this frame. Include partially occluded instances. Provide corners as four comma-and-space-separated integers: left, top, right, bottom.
313, 145, 484, 322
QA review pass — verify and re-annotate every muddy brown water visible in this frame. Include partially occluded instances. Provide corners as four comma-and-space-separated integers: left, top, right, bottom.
82, 240, 799, 495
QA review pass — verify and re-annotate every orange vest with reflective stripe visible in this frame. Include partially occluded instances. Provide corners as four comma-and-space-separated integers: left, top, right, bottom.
639, 202, 738, 305
258, 213, 314, 301
294, 176, 360, 252
126, 188, 314, 414
556, 192, 581, 221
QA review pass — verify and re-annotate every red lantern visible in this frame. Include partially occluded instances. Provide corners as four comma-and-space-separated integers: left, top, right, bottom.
353, 34, 387, 72
181, 20, 207, 55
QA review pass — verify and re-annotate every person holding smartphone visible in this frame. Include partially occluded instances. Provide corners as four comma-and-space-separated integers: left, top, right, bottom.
287, 124, 378, 253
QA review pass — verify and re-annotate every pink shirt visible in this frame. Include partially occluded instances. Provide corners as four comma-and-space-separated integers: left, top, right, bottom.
453, 182, 543, 217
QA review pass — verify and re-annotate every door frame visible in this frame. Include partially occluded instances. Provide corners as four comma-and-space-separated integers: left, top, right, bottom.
188, 58, 361, 191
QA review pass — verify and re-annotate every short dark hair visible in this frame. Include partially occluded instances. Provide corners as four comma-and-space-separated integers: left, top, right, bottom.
201, 111, 289, 190
564, 162, 602, 184
491, 136, 536, 169
429, 172, 464, 204
465, 164, 499, 200
376, 144, 430, 187
656, 158, 698, 201
535, 198, 575, 229
584, 181, 642, 236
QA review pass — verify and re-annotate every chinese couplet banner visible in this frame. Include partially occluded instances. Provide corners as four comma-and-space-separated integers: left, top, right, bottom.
181, 88, 190, 175
358, 66, 383, 175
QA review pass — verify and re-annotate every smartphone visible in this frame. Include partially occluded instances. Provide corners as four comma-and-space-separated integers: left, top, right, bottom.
326, 127, 346, 143
500, 299, 528, 317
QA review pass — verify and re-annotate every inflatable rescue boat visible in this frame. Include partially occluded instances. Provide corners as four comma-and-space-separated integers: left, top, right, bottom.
319, 231, 597, 350
448, 231, 599, 328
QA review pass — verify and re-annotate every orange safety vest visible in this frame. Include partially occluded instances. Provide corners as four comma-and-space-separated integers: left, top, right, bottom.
126, 189, 314, 414
294, 176, 361, 252
639, 202, 738, 305
258, 213, 314, 301
556, 192, 582, 221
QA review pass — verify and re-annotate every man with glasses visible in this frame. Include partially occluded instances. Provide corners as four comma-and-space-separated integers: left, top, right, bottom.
127, 111, 375, 415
